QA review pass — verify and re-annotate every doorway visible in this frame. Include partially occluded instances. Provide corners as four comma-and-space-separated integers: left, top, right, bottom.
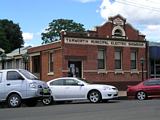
68, 61, 82, 78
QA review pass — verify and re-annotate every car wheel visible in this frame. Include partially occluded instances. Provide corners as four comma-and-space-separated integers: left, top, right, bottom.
7, 94, 21, 108
88, 90, 101, 103
42, 97, 53, 105
136, 91, 147, 100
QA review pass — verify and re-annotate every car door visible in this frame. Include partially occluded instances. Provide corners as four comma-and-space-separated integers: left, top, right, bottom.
63, 79, 87, 100
0, 72, 5, 100
143, 80, 159, 96
153, 80, 160, 96
49, 79, 67, 100
5, 71, 27, 98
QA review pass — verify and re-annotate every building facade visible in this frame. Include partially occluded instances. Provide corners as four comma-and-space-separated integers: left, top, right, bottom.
149, 42, 160, 78
28, 15, 148, 90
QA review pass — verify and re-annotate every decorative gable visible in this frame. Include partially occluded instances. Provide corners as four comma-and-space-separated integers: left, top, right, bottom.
113, 17, 125, 26
108, 14, 126, 25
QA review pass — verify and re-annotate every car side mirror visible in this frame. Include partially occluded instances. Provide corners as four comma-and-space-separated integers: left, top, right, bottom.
78, 83, 84, 86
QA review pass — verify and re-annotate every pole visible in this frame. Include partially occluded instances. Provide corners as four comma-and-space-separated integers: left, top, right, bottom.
2, 60, 4, 69
140, 57, 144, 81
142, 62, 144, 81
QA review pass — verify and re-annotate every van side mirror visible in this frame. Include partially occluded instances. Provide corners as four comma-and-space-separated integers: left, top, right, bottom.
18, 76, 25, 80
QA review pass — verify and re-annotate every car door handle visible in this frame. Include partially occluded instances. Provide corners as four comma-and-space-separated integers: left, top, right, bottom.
6, 83, 11, 86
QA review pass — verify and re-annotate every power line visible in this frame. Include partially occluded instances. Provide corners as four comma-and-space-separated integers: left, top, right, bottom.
122, 0, 160, 9
114, 0, 160, 13
145, 0, 160, 5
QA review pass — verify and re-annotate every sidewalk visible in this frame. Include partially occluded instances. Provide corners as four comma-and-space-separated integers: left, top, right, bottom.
118, 91, 127, 100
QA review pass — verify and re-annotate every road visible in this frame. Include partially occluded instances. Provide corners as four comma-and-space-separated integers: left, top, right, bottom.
0, 99, 160, 120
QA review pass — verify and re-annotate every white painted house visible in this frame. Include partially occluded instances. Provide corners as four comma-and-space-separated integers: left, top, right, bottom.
0, 46, 31, 70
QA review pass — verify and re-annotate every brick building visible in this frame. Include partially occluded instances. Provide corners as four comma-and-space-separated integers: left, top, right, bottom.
28, 15, 148, 90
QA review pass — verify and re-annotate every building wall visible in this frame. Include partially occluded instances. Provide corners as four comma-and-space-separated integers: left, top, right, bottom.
28, 42, 62, 81
62, 42, 147, 90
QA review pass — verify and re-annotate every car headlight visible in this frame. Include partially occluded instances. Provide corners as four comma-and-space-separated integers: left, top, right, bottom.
29, 82, 37, 88
103, 86, 112, 90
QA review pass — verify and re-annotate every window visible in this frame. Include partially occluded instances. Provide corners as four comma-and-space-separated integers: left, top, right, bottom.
19, 69, 37, 80
50, 79, 64, 86
64, 79, 79, 86
16, 59, 20, 69
49, 52, 53, 73
0, 72, 2, 82
115, 49, 122, 69
114, 29, 122, 36
144, 80, 160, 86
98, 49, 105, 69
6, 60, 12, 69
131, 51, 137, 69
7, 71, 23, 80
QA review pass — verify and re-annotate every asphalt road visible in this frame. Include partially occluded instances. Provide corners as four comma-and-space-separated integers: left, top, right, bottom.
0, 99, 160, 120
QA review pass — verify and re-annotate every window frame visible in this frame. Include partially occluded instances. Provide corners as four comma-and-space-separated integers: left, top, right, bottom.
115, 49, 122, 70
114, 29, 122, 36
131, 50, 137, 70
7, 71, 23, 80
48, 52, 54, 73
97, 49, 106, 70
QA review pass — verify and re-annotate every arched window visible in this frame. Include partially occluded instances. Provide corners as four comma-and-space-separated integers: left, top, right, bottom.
112, 26, 125, 38
114, 29, 122, 36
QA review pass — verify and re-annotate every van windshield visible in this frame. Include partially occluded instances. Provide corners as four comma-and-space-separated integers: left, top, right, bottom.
19, 69, 38, 80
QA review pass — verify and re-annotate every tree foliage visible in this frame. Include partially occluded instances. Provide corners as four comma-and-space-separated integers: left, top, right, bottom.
41, 19, 85, 44
0, 19, 24, 53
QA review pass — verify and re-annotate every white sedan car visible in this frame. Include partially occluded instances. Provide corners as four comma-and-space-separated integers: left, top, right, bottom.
43, 77, 118, 104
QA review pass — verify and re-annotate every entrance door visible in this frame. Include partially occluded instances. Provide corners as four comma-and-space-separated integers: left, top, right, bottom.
68, 61, 82, 78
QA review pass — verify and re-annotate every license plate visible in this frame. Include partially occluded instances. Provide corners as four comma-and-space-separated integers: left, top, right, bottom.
43, 89, 49, 93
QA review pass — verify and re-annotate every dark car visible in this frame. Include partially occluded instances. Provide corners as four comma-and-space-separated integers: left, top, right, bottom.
127, 78, 160, 100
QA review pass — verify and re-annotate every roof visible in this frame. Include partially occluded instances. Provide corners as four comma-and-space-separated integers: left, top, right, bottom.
28, 41, 61, 53
0, 46, 32, 60
108, 14, 126, 21
0, 48, 5, 53
7, 46, 31, 57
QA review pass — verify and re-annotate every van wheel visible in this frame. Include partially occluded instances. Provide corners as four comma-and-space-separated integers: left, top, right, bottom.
42, 97, 53, 105
7, 94, 21, 108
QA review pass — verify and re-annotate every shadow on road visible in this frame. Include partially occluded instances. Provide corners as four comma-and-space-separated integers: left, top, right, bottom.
0, 99, 121, 109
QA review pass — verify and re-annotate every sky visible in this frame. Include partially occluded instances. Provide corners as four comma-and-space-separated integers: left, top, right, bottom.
1, 0, 160, 47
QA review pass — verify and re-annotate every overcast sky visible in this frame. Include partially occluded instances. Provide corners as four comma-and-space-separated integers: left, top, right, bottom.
0, 0, 160, 46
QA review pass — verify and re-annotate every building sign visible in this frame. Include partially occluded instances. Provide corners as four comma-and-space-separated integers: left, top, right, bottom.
64, 37, 146, 48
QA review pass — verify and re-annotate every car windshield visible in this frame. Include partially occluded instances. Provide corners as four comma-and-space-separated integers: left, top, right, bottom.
19, 69, 38, 80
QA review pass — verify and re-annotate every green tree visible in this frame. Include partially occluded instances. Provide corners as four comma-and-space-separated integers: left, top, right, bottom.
41, 19, 85, 44
0, 19, 24, 53
0, 29, 10, 53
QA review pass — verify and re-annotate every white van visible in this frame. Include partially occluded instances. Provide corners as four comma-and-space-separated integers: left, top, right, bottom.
0, 69, 51, 108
